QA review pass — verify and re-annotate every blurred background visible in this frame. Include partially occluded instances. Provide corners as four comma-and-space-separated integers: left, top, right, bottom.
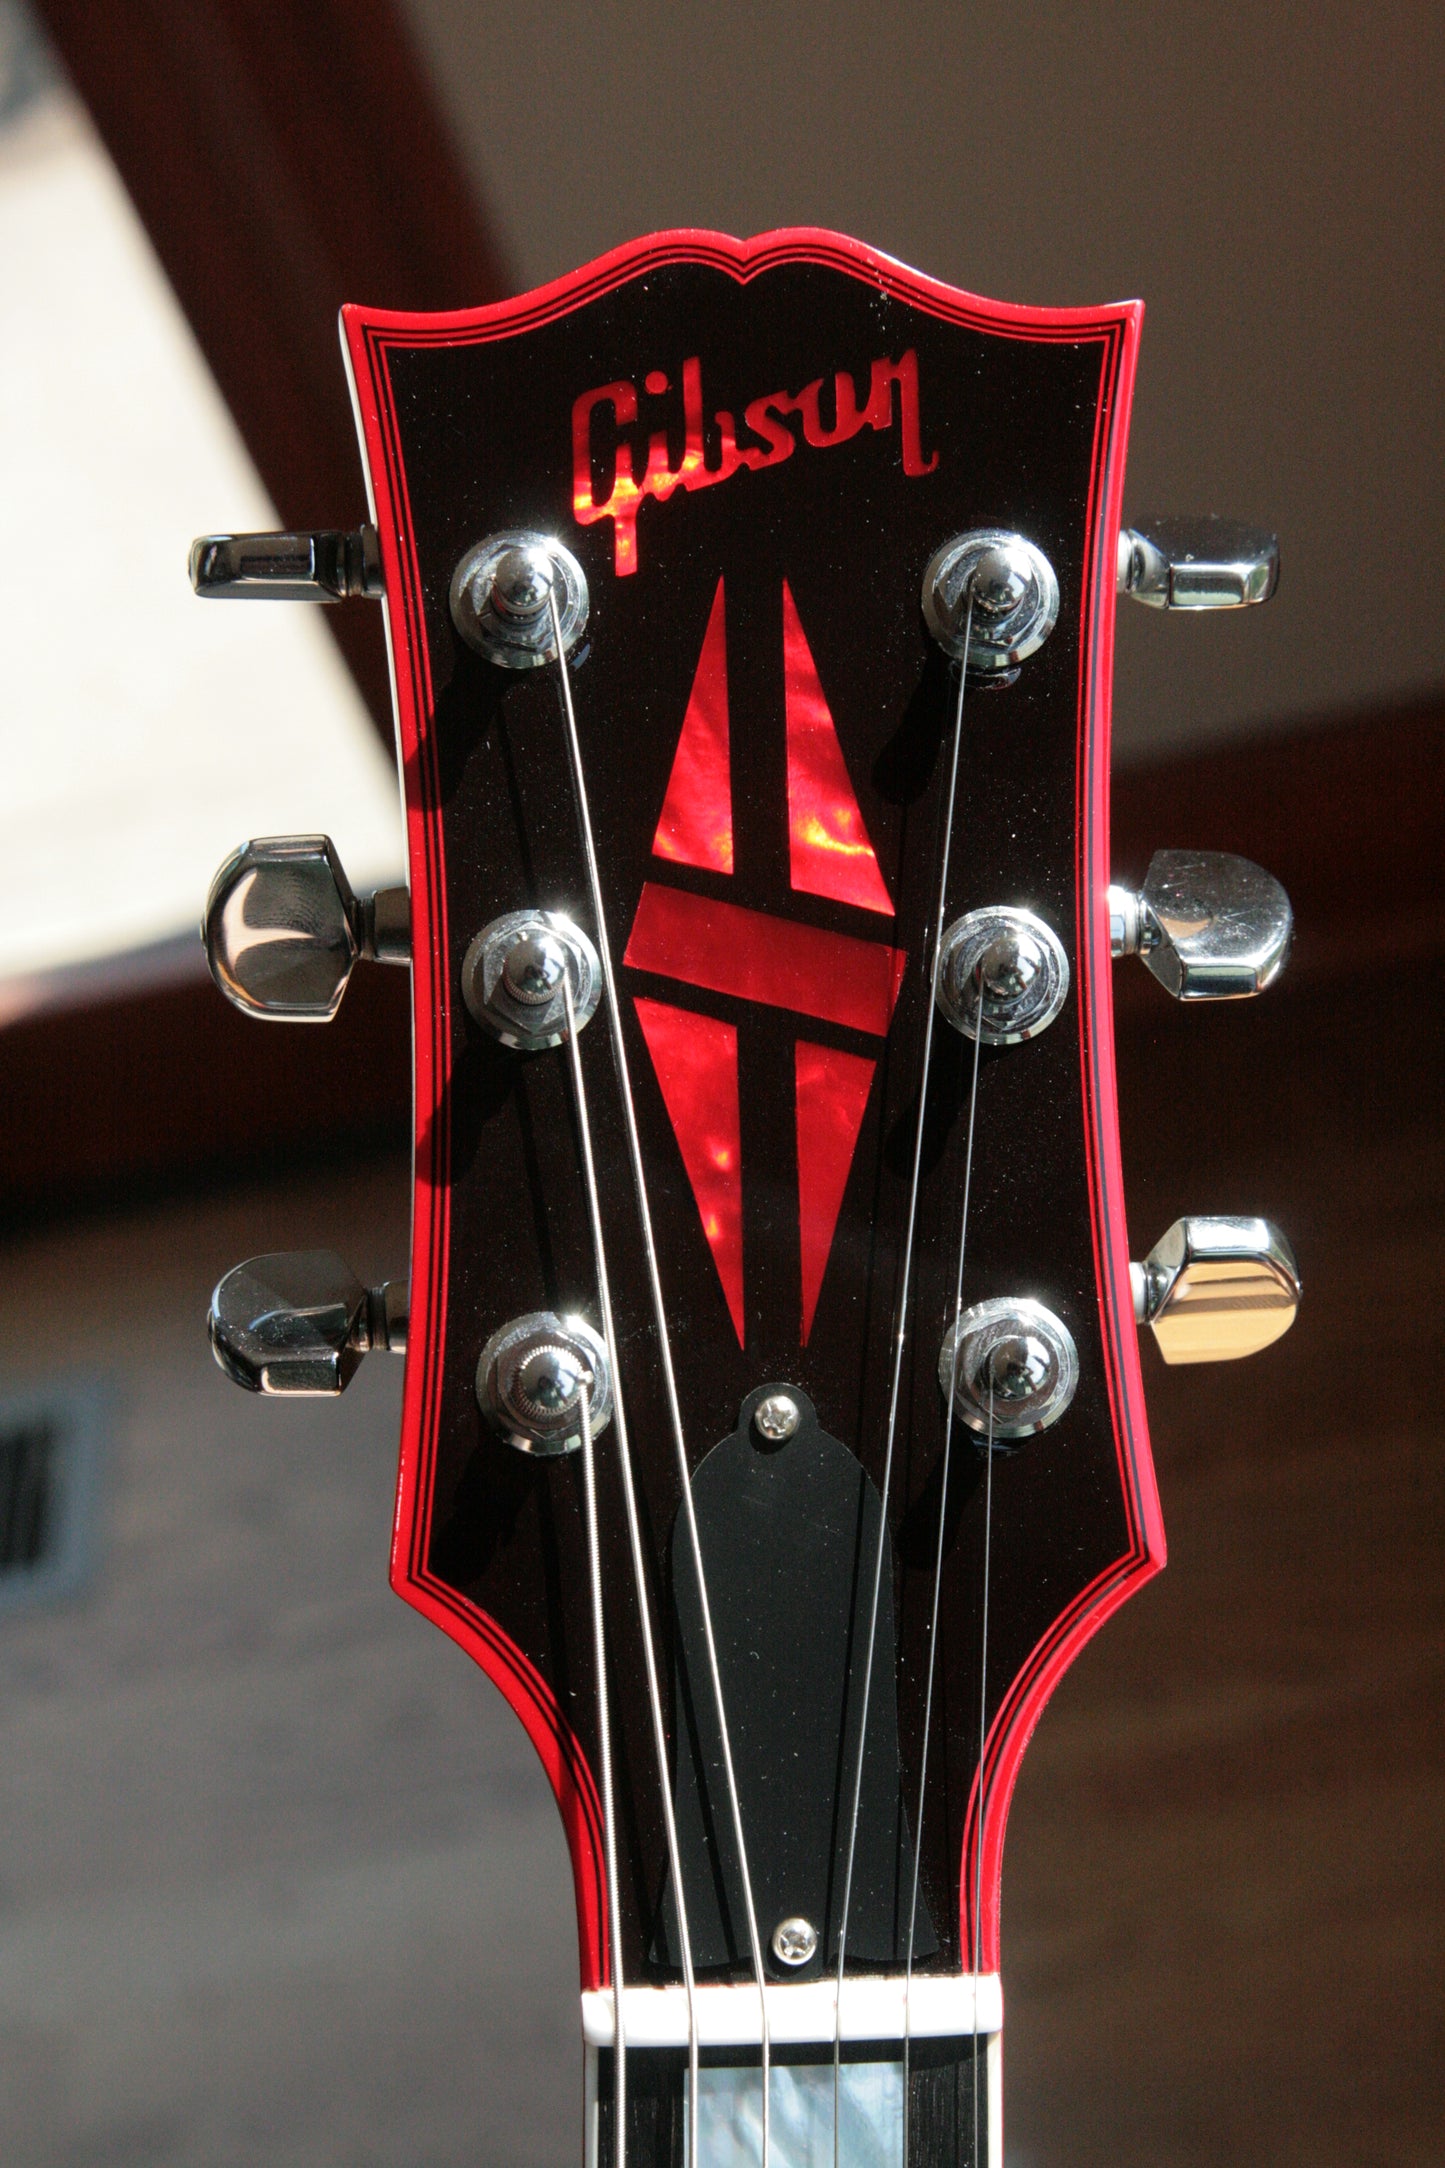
0, 1, 1439, 2162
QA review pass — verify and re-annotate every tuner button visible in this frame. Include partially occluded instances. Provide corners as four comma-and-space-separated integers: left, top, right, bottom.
208, 1252, 406, 1395
188, 526, 383, 600
203, 837, 409, 1021
204, 836, 358, 1020
1132, 1217, 1299, 1365
1108, 850, 1292, 1000
1116, 518, 1278, 609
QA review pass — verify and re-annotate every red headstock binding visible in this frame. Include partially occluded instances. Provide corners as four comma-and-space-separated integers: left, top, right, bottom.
342, 231, 1156, 2003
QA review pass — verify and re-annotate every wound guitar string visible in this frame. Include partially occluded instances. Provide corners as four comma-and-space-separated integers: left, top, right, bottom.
561, 964, 701, 2168
548, 579, 773, 2168
572, 1364, 628, 2168
972, 1382, 997, 2168
833, 591, 978, 2168
902, 950, 987, 2164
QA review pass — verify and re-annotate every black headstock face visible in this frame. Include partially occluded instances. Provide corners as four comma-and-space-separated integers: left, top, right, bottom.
344, 231, 1156, 1989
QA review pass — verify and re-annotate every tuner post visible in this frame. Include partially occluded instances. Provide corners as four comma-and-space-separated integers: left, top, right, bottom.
476, 1312, 613, 1456
209, 1252, 407, 1395
939, 1298, 1080, 1440
450, 529, 589, 668
203, 835, 409, 1022
1107, 849, 1292, 1000
461, 910, 601, 1050
1132, 1217, 1299, 1364
935, 906, 1071, 1044
922, 528, 1059, 677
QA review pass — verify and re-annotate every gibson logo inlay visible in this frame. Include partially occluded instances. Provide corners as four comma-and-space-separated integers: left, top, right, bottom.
572, 350, 937, 576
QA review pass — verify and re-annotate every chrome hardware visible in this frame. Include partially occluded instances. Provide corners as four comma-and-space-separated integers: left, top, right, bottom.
449, 530, 589, 668
366, 881, 412, 965
476, 1313, 612, 1456
1132, 1218, 1300, 1365
771, 1917, 818, 1968
753, 1391, 802, 1443
188, 526, 383, 600
203, 835, 409, 1022
461, 910, 601, 1050
504, 932, 567, 1005
939, 1297, 1079, 1440
936, 906, 1070, 1044
1107, 883, 1147, 960
922, 529, 1060, 674
1107, 850, 1292, 1000
209, 1251, 406, 1395
1116, 518, 1278, 609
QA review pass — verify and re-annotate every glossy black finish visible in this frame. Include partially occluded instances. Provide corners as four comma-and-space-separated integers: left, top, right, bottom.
663, 1385, 935, 1975
367, 247, 1136, 1981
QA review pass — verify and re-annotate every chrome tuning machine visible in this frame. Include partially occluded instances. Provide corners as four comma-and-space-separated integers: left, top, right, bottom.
461, 910, 601, 1050
1132, 1217, 1300, 1365
935, 905, 1070, 1043
189, 526, 384, 601
1117, 518, 1278, 610
476, 1312, 612, 1456
922, 528, 1060, 677
450, 530, 589, 668
210, 1252, 407, 1395
1109, 850, 1292, 1000
939, 1298, 1080, 1441
203, 836, 408, 1022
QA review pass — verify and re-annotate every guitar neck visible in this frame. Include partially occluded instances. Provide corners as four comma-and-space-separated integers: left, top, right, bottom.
585, 1979, 1002, 2168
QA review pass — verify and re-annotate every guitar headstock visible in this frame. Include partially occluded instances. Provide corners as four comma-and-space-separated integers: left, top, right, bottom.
196, 231, 1296, 2168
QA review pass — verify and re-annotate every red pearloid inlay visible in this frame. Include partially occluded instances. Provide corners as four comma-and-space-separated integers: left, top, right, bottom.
795, 1040, 877, 1343
633, 996, 746, 1346
782, 580, 894, 915
624, 882, 906, 1038
652, 579, 733, 874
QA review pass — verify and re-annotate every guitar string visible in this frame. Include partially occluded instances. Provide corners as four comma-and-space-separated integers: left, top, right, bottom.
831, 592, 976, 2168
901, 954, 986, 2163
547, 578, 774, 2168
562, 969, 702, 2168
972, 1378, 997, 2168
573, 1366, 628, 2168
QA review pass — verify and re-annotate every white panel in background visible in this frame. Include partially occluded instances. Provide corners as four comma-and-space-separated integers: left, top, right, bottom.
0, 90, 403, 999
